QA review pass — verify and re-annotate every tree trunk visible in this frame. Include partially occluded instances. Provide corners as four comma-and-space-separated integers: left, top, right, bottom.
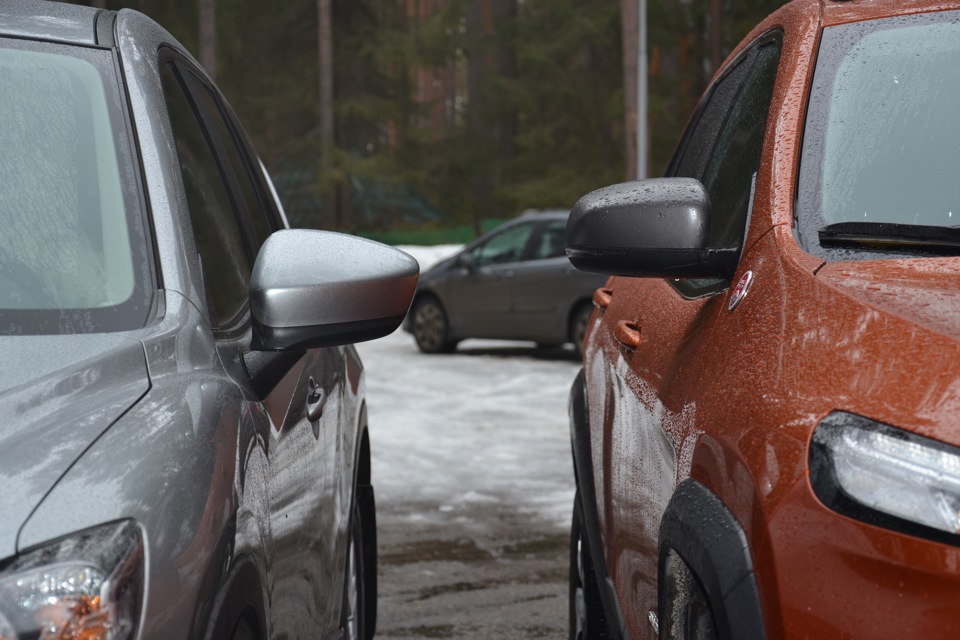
491, 0, 516, 162
199, 0, 216, 81
620, 0, 638, 181
467, 0, 488, 236
709, 0, 723, 75
317, 0, 338, 228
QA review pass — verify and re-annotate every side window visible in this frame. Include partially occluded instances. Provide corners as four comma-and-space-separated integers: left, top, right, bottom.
666, 32, 782, 297
532, 220, 568, 260
469, 223, 535, 267
670, 33, 782, 251
701, 39, 781, 249
161, 63, 250, 329
670, 58, 753, 181
178, 69, 275, 253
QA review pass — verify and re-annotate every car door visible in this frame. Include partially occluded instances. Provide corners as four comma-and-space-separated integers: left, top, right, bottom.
160, 57, 344, 637
449, 221, 537, 338
596, 33, 783, 638
509, 218, 588, 341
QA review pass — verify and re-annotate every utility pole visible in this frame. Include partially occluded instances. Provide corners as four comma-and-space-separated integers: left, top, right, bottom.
637, 0, 647, 180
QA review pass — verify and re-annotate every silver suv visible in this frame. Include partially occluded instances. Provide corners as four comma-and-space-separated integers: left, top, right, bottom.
0, 2, 418, 639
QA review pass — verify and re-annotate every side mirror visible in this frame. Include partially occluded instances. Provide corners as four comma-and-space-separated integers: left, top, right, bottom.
456, 252, 475, 273
249, 229, 419, 351
565, 178, 738, 278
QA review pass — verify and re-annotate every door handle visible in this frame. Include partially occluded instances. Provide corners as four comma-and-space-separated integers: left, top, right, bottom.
306, 376, 327, 422
614, 320, 642, 350
593, 287, 613, 310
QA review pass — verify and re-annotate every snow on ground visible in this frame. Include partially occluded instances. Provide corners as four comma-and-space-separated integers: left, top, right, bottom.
356, 245, 580, 533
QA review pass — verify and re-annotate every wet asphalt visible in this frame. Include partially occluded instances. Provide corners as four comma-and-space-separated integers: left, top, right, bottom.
357, 332, 578, 639
375, 502, 569, 639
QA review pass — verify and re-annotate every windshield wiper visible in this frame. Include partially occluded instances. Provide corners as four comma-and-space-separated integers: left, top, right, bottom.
818, 221, 960, 253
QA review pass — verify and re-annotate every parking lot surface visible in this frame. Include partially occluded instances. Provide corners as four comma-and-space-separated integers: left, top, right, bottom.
357, 289, 581, 638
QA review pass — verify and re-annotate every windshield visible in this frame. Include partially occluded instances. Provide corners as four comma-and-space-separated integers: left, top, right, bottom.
796, 10, 960, 259
0, 39, 152, 334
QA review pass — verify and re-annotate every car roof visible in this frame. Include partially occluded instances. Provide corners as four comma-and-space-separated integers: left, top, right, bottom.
518, 209, 570, 221
822, 0, 960, 27
0, 0, 103, 45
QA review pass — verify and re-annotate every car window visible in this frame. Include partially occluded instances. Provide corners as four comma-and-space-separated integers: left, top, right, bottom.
178, 68, 276, 253
532, 220, 568, 260
670, 55, 752, 181
666, 32, 781, 297
796, 10, 960, 258
161, 62, 251, 330
0, 39, 152, 334
700, 37, 781, 249
470, 223, 535, 267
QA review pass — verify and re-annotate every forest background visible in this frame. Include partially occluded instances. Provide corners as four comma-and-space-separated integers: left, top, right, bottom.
70, 0, 788, 242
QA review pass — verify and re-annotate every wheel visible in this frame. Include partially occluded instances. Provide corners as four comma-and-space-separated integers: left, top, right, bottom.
660, 548, 719, 640
569, 304, 593, 358
412, 297, 457, 353
341, 501, 366, 640
570, 491, 608, 640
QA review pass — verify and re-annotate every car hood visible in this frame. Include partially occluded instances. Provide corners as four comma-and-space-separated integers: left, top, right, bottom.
817, 257, 960, 342
0, 333, 150, 558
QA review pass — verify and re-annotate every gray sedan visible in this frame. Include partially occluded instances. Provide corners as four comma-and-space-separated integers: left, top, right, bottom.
0, 2, 417, 639
404, 211, 607, 356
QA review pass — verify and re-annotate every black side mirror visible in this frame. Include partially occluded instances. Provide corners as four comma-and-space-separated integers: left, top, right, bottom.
565, 178, 738, 279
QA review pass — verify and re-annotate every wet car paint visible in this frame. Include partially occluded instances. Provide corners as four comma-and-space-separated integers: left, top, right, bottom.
578, 0, 960, 638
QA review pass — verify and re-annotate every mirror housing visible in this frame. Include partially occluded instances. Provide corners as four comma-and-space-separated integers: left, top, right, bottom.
249, 229, 419, 351
456, 252, 475, 273
565, 178, 738, 278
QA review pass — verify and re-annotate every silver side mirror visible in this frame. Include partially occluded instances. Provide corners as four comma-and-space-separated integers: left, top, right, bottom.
249, 229, 419, 350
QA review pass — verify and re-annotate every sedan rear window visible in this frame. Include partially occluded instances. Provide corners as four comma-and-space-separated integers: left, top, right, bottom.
0, 40, 152, 334
797, 11, 960, 258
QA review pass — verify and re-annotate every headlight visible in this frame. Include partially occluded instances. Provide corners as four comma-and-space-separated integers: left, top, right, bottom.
810, 411, 960, 546
0, 520, 143, 640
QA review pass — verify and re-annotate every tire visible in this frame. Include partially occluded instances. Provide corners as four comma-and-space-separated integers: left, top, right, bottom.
569, 304, 593, 358
570, 491, 608, 640
412, 297, 457, 353
660, 549, 719, 640
341, 502, 366, 640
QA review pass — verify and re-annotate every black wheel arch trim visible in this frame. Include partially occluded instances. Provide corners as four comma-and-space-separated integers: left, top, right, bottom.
658, 479, 766, 640
569, 369, 630, 640
351, 406, 377, 640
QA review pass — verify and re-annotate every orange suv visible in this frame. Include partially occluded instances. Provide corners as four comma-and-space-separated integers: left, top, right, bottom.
564, 1, 960, 639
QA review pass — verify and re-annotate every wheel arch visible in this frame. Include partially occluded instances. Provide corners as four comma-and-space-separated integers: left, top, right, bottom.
203, 553, 268, 640
657, 479, 766, 640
